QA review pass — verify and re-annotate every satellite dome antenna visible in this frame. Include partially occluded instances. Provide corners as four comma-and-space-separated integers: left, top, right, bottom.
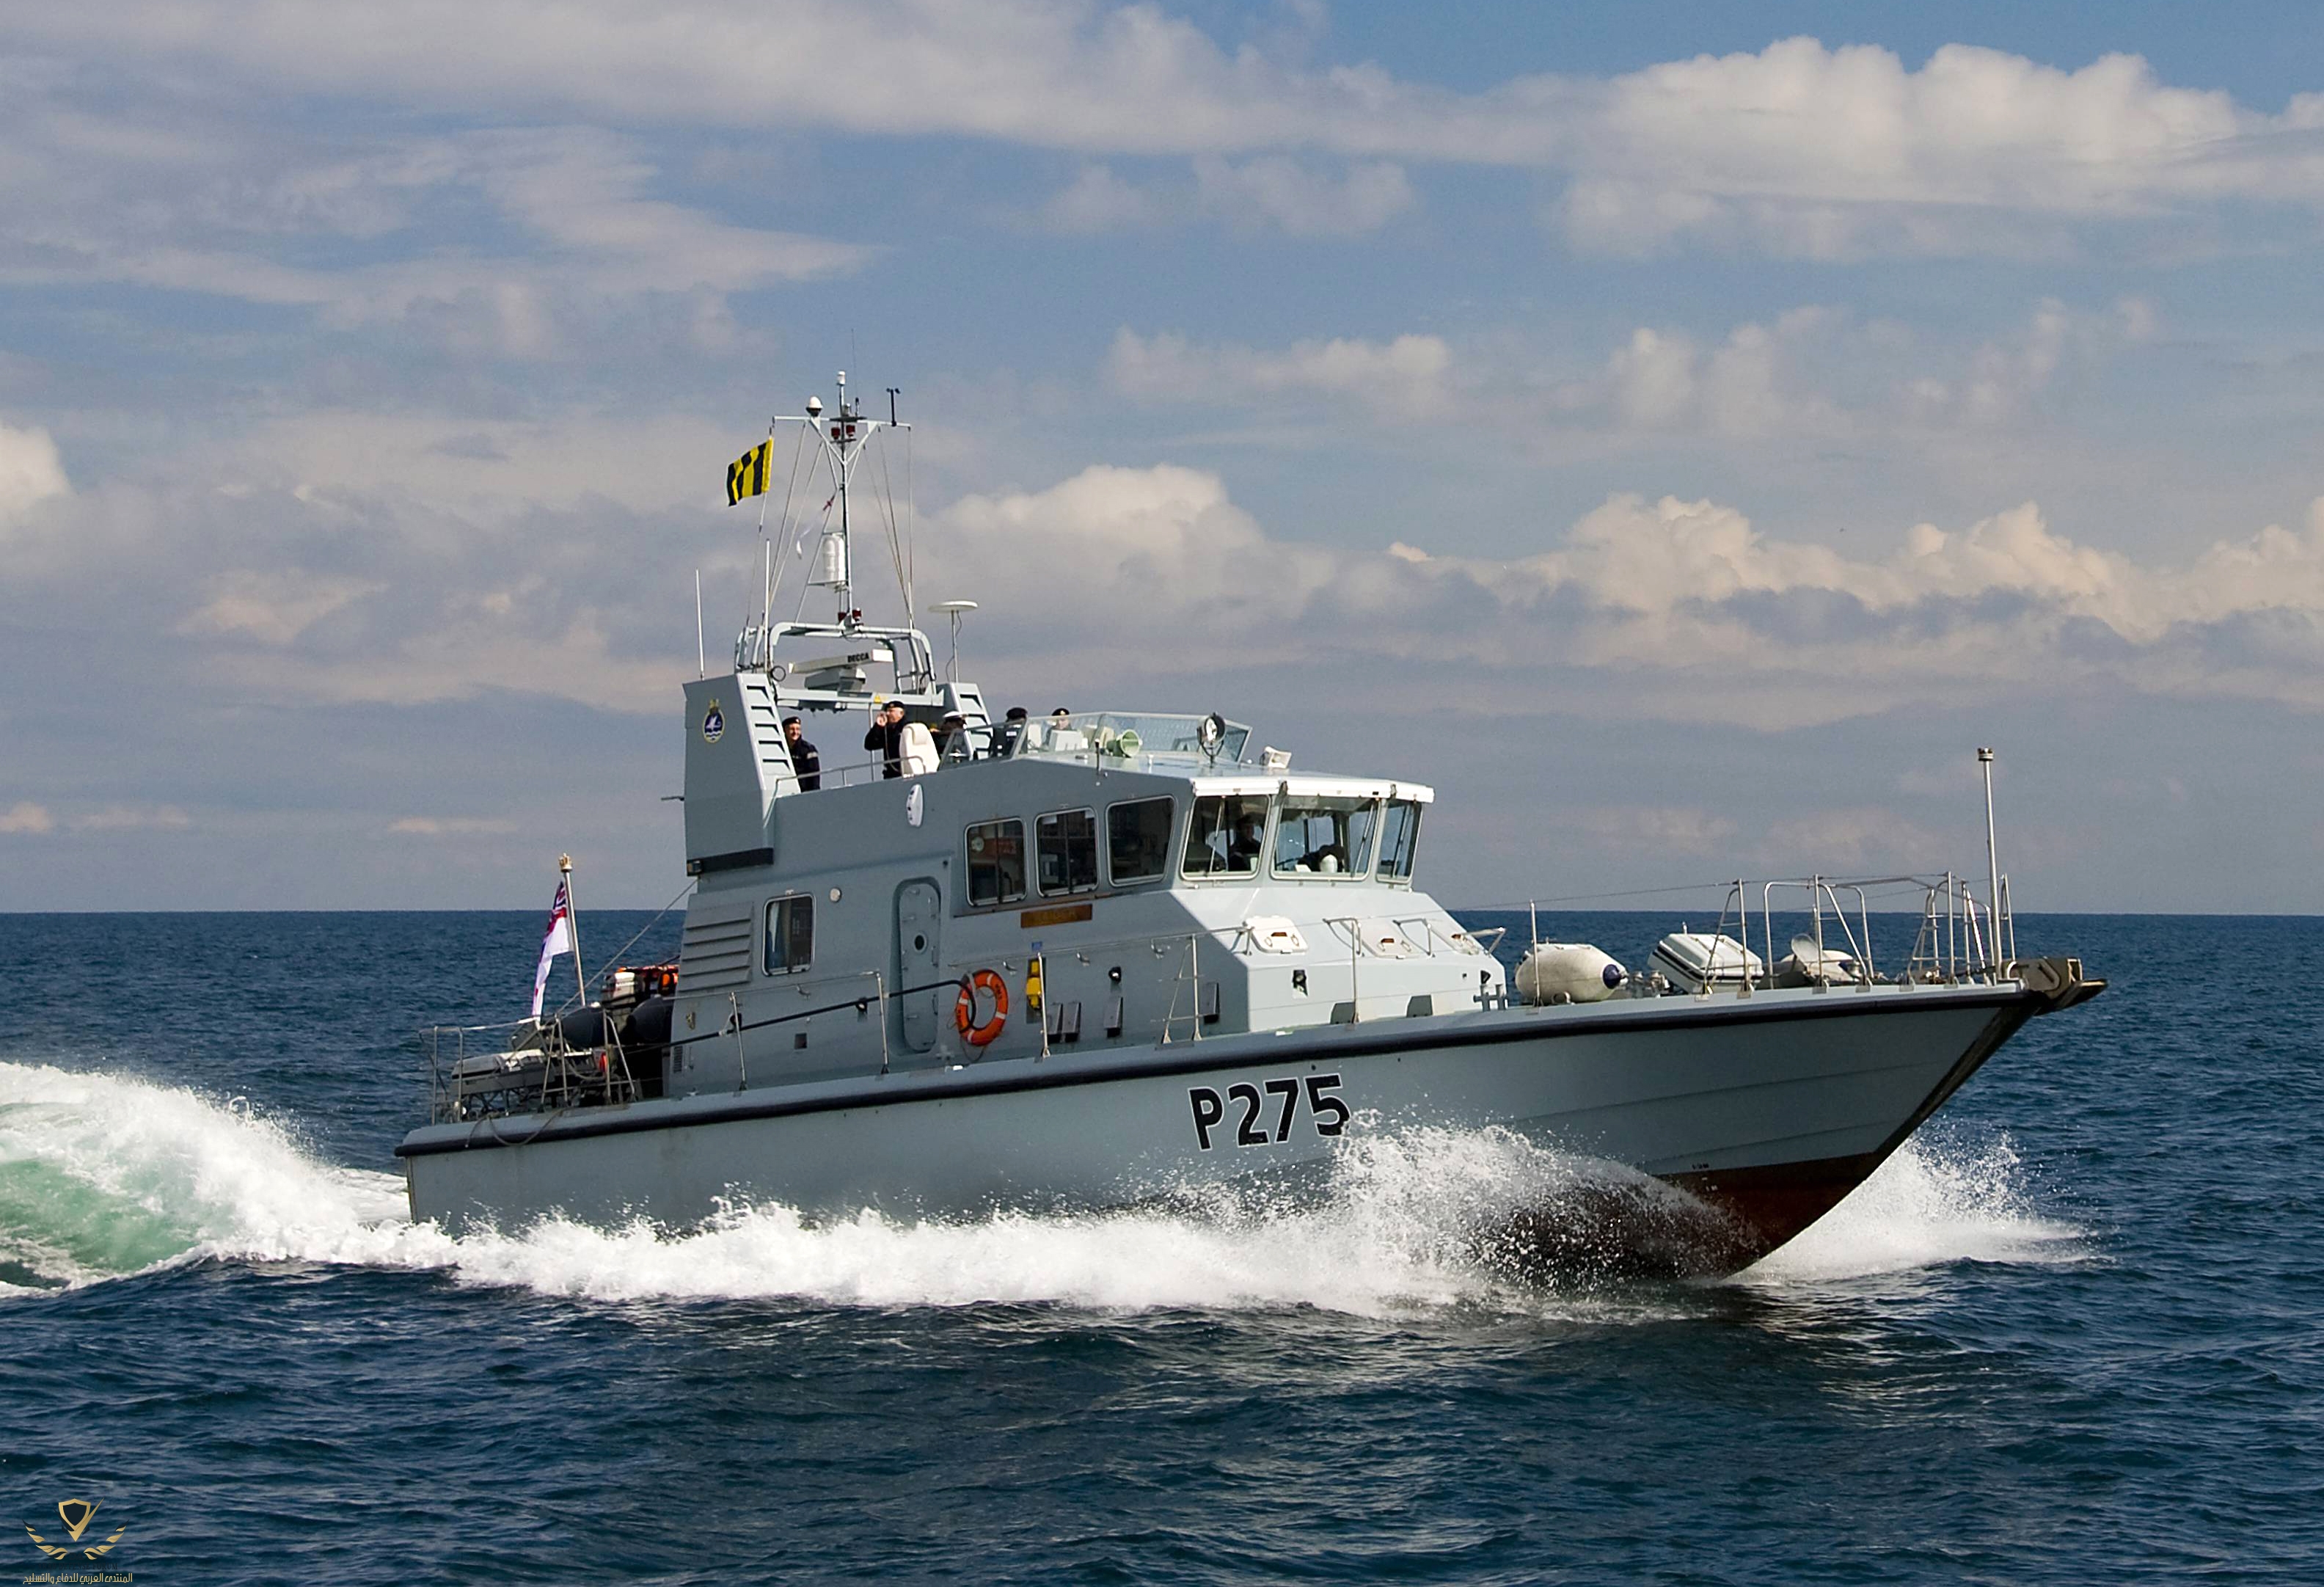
932, 599, 978, 682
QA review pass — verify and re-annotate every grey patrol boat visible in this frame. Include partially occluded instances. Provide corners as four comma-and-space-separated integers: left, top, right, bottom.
398, 373, 2105, 1274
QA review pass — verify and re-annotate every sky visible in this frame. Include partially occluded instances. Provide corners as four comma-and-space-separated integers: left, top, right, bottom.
2, 1, 2322, 913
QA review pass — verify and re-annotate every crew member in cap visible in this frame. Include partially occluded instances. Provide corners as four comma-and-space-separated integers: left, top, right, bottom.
782, 715, 821, 792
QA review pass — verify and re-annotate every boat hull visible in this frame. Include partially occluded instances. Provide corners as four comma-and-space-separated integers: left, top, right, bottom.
398, 982, 2039, 1275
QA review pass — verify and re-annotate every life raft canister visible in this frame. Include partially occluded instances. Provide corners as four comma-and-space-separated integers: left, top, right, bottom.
955, 969, 1009, 1046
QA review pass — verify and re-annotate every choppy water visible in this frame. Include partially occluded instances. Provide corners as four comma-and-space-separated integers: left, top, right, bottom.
0, 911, 2317, 1583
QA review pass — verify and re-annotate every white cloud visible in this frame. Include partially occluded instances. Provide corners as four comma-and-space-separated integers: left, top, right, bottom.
1761, 807, 1944, 871
4, 1, 1388, 157
12, 16, 2324, 257
1108, 328, 1451, 417
226, 610, 676, 714
11, 392, 2323, 733
1553, 41, 2320, 258
0, 404, 757, 715
0, 422, 69, 519
1114, 299, 2143, 444
466, 128, 872, 293
929, 464, 2324, 724
1585, 301, 2130, 437
1424, 492, 2324, 717
934, 461, 1290, 602
1491, 492, 2197, 638
1557, 803, 1945, 878
0, 801, 55, 834
1045, 156, 1414, 236
1191, 156, 1414, 236
177, 570, 382, 646
388, 816, 519, 836
1896, 299, 2124, 428
0, 104, 871, 343
70, 805, 191, 832
1044, 164, 1167, 232
0, 802, 190, 833
1576, 806, 1738, 857
222, 408, 736, 518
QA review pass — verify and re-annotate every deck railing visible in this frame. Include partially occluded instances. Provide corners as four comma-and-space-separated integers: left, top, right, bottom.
422, 1015, 646, 1124
760, 709, 1254, 798
1514, 871, 2018, 996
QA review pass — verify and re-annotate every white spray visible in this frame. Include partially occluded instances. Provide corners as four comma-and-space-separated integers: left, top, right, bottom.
0, 1060, 2080, 1314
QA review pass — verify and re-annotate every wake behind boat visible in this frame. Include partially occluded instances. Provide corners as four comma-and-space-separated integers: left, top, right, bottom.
395, 373, 2104, 1275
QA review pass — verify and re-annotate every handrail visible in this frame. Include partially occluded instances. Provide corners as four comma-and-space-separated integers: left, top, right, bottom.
1904, 871, 2011, 985
769, 740, 1260, 797
670, 970, 930, 1051
1576, 870, 2021, 996
758, 707, 1257, 798
1158, 933, 1204, 1043
1756, 878, 1874, 990
425, 1015, 538, 1039
734, 621, 938, 683
1390, 914, 1497, 959
1013, 910, 1480, 969
425, 1012, 643, 1123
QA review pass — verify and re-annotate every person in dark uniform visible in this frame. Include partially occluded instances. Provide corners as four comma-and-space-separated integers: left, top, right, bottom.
863, 700, 907, 778
782, 715, 821, 792
993, 706, 1030, 759
1227, 811, 1265, 872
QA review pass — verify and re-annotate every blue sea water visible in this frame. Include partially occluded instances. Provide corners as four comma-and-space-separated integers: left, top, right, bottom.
1, 910, 2319, 1585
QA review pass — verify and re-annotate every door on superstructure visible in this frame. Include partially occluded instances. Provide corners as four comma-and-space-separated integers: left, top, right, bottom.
895, 879, 943, 1054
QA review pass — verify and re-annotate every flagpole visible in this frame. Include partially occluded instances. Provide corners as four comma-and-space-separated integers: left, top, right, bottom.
561, 854, 589, 1010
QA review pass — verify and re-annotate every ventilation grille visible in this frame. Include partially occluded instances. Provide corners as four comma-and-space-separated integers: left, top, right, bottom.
678, 908, 754, 991
742, 678, 790, 781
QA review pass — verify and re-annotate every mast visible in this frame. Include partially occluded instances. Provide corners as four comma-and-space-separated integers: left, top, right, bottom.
785, 370, 903, 638
835, 370, 850, 627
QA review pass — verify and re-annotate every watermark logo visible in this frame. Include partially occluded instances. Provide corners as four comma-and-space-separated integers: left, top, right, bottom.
23, 1498, 127, 1563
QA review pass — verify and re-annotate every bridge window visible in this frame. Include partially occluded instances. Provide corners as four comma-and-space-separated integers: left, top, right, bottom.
1273, 796, 1378, 878
1036, 809, 1099, 896
965, 819, 1028, 907
1183, 794, 1269, 879
1274, 795, 1375, 883
1377, 799, 1422, 882
764, 894, 814, 974
1107, 797, 1174, 886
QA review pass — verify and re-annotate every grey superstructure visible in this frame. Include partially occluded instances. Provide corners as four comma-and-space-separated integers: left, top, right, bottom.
397, 376, 2103, 1273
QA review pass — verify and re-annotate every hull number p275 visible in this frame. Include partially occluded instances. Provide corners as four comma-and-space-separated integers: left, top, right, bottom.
1188, 1074, 1349, 1150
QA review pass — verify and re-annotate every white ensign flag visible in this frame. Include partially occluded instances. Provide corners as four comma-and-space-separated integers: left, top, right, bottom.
530, 879, 573, 1018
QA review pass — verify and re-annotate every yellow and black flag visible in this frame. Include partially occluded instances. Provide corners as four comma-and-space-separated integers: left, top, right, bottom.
726, 439, 772, 507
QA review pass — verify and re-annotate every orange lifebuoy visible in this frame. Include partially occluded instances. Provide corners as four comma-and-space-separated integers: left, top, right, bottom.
955, 969, 1009, 1046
